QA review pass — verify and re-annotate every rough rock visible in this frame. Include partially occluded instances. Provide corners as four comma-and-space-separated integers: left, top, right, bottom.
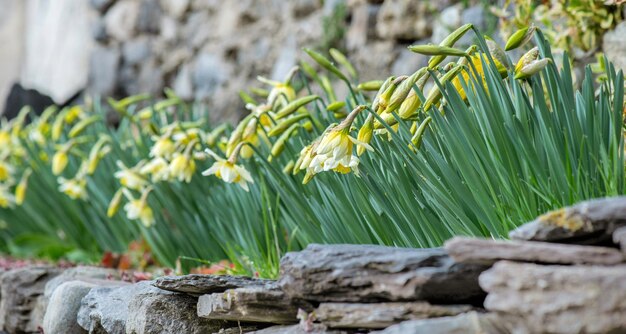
137, 0, 162, 33
44, 266, 121, 300
89, 0, 115, 13
172, 64, 193, 100
391, 46, 428, 76
160, 0, 189, 19
509, 197, 626, 245
603, 22, 626, 74
104, 0, 140, 41
0, 266, 63, 334
614, 226, 626, 253
479, 261, 626, 333
89, 45, 121, 96
126, 284, 231, 334
0, 0, 25, 113
315, 302, 473, 329
279, 244, 488, 303
444, 236, 624, 265
373, 312, 511, 334
122, 37, 152, 66
43, 281, 96, 334
154, 274, 272, 296
192, 53, 232, 100
77, 281, 156, 333
430, 4, 462, 45
250, 324, 347, 334
40, 266, 124, 325
376, 0, 431, 40
197, 285, 312, 324
19, 0, 93, 104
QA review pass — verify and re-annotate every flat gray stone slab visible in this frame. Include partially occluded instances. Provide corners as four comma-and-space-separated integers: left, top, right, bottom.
126, 285, 232, 334
510, 197, 626, 244
445, 236, 624, 265
0, 266, 63, 333
315, 302, 474, 329
479, 261, 626, 333
249, 324, 348, 334
198, 285, 312, 324
278, 244, 488, 303
154, 274, 272, 296
372, 312, 510, 334
43, 280, 96, 334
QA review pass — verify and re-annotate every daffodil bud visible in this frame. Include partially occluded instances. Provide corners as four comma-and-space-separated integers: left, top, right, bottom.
250, 87, 270, 98
319, 75, 337, 102
299, 60, 322, 85
505, 24, 536, 51
357, 115, 374, 156
384, 68, 427, 114
370, 76, 395, 112
15, 168, 32, 205
485, 37, 510, 69
423, 65, 464, 111
515, 58, 550, 79
11, 106, 31, 137
375, 76, 406, 113
268, 113, 309, 137
88, 137, 112, 175
242, 117, 258, 140
410, 117, 432, 150
226, 114, 253, 156
275, 95, 319, 119
326, 101, 346, 112
408, 44, 468, 57
282, 160, 295, 174
303, 48, 349, 82
357, 80, 384, 91
69, 115, 101, 138
52, 150, 69, 175
239, 90, 256, 105
514, 47, 539, 74
107, 189, 124, 217
52, 108, 70, 141
269, 124, 300, 160
397, 89, 422, 120
428, 23, 474, 69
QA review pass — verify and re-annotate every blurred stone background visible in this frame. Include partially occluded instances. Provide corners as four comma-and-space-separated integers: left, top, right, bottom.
0, 0, 624, 123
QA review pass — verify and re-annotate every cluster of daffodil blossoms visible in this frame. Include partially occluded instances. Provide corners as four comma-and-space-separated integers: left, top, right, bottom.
0, 24, 552, 229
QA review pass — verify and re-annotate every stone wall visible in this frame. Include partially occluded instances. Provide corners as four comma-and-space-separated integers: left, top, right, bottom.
1, 197, 626, 333
0, 0, 489, 123
1, 0, 624, 123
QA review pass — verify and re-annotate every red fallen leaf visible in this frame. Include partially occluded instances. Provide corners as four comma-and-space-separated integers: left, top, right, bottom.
117, 254, 132, 270
101, 252, 117, 268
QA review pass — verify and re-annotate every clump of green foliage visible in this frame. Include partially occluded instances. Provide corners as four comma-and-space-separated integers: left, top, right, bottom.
0, 26, 623, 278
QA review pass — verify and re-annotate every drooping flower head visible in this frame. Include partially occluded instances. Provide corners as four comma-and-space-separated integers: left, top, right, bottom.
301, 106, 373, 183
202, 144, 254, 192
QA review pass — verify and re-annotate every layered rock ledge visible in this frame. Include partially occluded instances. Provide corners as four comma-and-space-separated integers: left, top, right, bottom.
0, 197, 625, 333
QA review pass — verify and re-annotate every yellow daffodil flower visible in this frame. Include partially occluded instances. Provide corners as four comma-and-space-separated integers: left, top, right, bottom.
202, 148, 254, 192
0, 161, 13, 182
169, 153, 196, 183
122, 188, 154, 227
114, 161, 148, 190
140, 157, 171, 182
58, 177, 88, 200
150, 136, 176, 159
15, 168, 32, 205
